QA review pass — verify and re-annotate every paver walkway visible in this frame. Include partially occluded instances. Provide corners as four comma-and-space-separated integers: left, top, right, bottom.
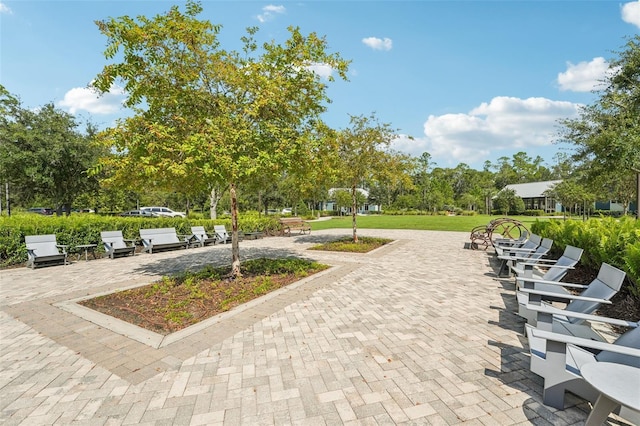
0, 229, 617, 425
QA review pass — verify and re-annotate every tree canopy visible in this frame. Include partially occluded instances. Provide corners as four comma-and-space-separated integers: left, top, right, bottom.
0, 85, 101, 215
92, 1, 350, 274
558, 35, 640, 216
332, 114, 412, 242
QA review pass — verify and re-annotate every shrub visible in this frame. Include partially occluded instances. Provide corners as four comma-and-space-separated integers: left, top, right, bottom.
532, 217, 640, 296
0, 213, 280, 267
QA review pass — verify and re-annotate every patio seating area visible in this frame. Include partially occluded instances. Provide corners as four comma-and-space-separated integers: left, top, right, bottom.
0, 229, 633, 424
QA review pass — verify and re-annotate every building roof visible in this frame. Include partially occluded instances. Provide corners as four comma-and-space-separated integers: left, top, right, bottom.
502, 180, 562, 198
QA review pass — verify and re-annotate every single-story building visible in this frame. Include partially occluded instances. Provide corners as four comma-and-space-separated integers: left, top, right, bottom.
318, 188, 381, 214
500, 180, 563, 213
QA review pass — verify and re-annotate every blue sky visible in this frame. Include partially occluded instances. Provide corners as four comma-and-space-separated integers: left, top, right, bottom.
2, 1, 639, 170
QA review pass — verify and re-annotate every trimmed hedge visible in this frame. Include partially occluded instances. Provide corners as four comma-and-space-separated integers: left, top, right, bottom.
531, 216, 640, 297
0, 213, 281, 267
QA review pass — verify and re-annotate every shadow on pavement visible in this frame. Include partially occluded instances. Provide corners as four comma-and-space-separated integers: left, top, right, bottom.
130, 246, 312, 276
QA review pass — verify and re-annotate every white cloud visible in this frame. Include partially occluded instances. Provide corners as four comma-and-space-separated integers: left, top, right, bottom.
392, 96, 581, 165
257, 5, 286, 23
557, 57, 609, 92
622, 1, 640, 27
362, 37, 393, 51
0, 2, 12, 14
57, 85, 126, 115
306, 63, 334, 79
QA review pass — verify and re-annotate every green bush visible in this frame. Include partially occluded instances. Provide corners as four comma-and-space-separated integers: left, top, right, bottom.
532, 217, 640, 296
523, 210, 545, 216
0, 213, 280, 268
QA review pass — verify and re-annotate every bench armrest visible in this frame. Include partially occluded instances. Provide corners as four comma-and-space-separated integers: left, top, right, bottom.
529, 328, 640, 357
516, 278, 589, 290
518, 288, 612, 304
516, 278, 587, 290
516, 276, 588, 288
56, 244, 68, 253
518, 263, 574, 269
500, 247, 537, 253
511, 265, 575, 277
525, 304, 639, 328
499, 254, 545, 261
520, 258, 560, 264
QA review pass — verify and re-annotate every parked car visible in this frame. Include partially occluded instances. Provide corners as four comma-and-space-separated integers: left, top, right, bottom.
120, 209, 157, 217
140, 206, 186, 218
281, 208, 293, 215
27, 207, 53, 215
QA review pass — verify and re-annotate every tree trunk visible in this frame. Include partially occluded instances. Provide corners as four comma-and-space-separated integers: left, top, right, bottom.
230, 182, 241, 277
209, 187, 218, 219
351, 184, 358, 243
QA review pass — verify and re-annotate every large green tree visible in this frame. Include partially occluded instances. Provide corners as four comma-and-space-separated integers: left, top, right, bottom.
284, 123, 339, 217
493, 188, 524, 215
92, 1, 349, 275
0, 85, 101, 215
559, 36, 640, 217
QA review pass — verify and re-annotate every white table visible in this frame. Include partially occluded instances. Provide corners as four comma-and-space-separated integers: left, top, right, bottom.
581, 362, 640, 426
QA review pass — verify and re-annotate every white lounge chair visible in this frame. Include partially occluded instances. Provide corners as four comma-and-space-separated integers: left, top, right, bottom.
495, 233, 541, 257
214, 225, 232, 244
525, 302, 636, 342
517, 262, 625, 326
497, 237, 553, 277
510, 245, 584, 283
190, 226, 217, 247
25, 234, 68, 268
525, 322, 640, 423
494, 230, 530, 249
101, 230, 136, 259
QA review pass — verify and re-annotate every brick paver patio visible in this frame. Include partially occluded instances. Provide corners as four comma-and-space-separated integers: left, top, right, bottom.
0, 229, 620, 425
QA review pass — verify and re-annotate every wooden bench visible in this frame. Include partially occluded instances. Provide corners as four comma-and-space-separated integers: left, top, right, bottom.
279, 217, 311, 236
139, 227, 189, 254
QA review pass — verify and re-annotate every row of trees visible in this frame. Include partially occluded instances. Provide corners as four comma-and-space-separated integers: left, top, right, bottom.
0, 84, 574, 218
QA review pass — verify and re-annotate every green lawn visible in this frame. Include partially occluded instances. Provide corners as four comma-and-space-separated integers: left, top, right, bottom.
309, 214, 549, 233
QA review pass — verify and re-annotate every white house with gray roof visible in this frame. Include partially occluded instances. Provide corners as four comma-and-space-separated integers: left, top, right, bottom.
500, 180, 562, 213
320, 188, 381, 214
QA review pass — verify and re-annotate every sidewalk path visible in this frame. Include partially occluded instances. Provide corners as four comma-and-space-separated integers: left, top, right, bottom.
1, 229, 599, 425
